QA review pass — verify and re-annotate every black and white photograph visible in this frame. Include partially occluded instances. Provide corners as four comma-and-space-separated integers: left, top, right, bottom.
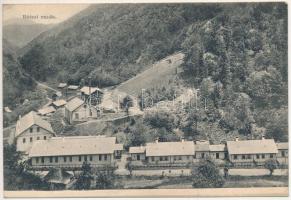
2, 1, 289, 197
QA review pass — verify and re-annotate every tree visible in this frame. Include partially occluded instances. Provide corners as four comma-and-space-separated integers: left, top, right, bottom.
75, 161, 93, 190
121, 95, 134, 114
264, 159, 278, 176
191, 159, 225, 188
95, 169, 115, 189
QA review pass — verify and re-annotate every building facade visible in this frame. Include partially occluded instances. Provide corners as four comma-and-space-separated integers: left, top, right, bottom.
64, 97, 98, 124
29, 136, 123, 169
227, 138, 278, 166
15, 111, 55, 153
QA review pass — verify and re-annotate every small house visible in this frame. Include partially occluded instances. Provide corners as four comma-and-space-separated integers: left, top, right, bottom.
80, 86, 103, 105
129, 146, 146, 161
209, 144, 227, 162
38, 106, 56, 116
194, 140, 210, 160
64, 97, 98, 124
58, 83, 67, 89
51, 99, 67, 109
145, 139, 195, 164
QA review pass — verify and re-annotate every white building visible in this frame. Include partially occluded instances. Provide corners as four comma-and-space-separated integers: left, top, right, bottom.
29, 136, 123, 169
64, 97, 99, 124
227, 138, 278, 166
15, 111, 55, 153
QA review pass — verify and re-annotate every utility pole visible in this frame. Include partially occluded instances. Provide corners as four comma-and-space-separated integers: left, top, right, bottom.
88, 76, 92, 108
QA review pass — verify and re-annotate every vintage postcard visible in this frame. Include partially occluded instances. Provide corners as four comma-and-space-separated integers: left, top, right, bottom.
2, 1, 289, 198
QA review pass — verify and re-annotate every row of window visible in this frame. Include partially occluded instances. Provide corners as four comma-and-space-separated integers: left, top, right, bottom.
233, 154, 275, 160
23, 136, 47, 143
35, 154, 109, 164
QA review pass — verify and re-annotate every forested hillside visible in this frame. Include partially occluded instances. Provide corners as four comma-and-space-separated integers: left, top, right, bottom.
19, 4, 221, 85
17, 3, 288, 142
3, 39, 36, 107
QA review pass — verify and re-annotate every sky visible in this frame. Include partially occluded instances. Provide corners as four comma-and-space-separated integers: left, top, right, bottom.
3, 4, 90, 25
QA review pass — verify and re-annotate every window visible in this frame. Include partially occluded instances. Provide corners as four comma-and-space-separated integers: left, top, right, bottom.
89, 155, 93, 161
262, 154, 265, 159
201, 153, 205, 159
44, 136, 47, 140
216, 153, 219, 159
160, 157, 163, 161
84, 155, 87, 162
55, 157, 58, 163
99, 155, 102, 161
69, 156, 73, 162
165, 156, 168, 161
242, 155, 246, 159
23, 138, 26, 143
75, 113, 79, 119
30, 128, 33, 133
193, 155, 196, 159
151, 157, 154, 162
270, 154, 274, 158
41, 157, 44, 163
64, 156, 67, 162
234, 155, 237, 160
49, 157, 53, 163
79, 156, 82, 162
104, 155, 107, 161
36, 157, 39, 163
37, 127, 40, 132
256, 154, 260, 159
282, 151, 285, 157
137, 155, 140, 161
187, 156, 189, 160
179, 156, 182, 160
90, 111, 93, 116
30, 137, 33, 142
83, 104, 87, 108
37, 136, 40, 140
247, 155, 251, 159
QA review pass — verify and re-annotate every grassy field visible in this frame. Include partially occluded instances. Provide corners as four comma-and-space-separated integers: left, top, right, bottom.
115, 175, 288, 189
116, 52, 184, 97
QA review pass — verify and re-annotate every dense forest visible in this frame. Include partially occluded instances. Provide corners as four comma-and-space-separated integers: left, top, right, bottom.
4, 3, 288, 141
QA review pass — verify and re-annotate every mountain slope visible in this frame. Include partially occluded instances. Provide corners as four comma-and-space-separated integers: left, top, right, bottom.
3, 20, 53, 49
3, 39, 36, 107
19, 4, 221, 85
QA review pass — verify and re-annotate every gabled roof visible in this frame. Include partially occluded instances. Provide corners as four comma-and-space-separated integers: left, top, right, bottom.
15, 111, 55, 137
52, 99, 67, 107
38, 106, 56, 115
277, 142, 288, 150
227, 139, 278, 155
80, 86, 102, 95
65, 97, 84, 112
58, 83, 67, 88
195, 140, 210, 152
67, 85, 79, 90
29, 136, 122, 157
209, 144, 226, 152
146, 141, 195, 157
129, 146, 146, 154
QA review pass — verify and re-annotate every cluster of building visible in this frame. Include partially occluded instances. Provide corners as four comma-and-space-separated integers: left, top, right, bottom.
129, 138, 288, 167
14, 111, 288, 170
37, 85, 104, 124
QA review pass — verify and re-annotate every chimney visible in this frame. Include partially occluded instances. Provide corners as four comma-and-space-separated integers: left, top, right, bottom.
235, 137, 239, 141
262, 135, 265, 140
